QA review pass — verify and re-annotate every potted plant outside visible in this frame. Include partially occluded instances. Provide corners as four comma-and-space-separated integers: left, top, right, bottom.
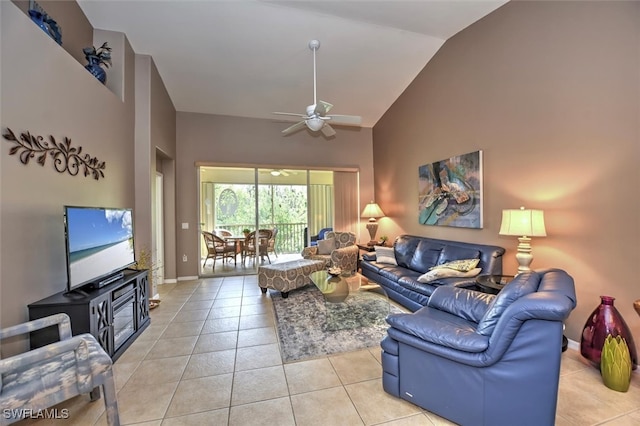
242, 228, 251, 237
83, 42, 112, 84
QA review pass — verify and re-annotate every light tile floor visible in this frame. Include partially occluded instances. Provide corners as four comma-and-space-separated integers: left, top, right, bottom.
20, 275, 640, 425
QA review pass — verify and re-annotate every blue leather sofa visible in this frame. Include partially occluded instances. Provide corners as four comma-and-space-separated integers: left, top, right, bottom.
360, 235, 505, 311
381, 269, 577, 426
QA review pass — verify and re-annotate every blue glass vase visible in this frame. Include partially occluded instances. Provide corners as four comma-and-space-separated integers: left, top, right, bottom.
28, 10, 50, 38
85, 58, 106, 84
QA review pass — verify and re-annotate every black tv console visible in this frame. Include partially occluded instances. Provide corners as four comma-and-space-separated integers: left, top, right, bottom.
28, 269, 150, 361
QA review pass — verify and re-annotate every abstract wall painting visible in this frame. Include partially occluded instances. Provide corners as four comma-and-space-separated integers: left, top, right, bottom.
418, 150, 483, 229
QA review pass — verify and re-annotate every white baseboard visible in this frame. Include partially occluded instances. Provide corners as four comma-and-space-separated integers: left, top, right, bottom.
162, 279, 177, 284
177, 276, 199, 281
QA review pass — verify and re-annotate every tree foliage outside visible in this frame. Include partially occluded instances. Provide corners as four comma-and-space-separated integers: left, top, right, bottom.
212, 184, 308, 253
214, 184, 307, 227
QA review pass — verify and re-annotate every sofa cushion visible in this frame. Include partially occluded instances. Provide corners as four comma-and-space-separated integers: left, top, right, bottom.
375, 246, 397, 265
476, 271, 541, 335
317, 237, 335, 255
418, 267, 481, 283
377, 265, 409, 282
393, 235, 421, 269
386, 308, 489, 352
398, 276, 438, 297
408, 240, 444, 273
436, 245, 480, 265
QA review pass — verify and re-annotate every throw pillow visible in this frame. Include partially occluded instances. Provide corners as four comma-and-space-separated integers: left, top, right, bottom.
417, 267, 482, 283
430, 258, 480, 272
317, 237, 335, 255
375, 246, 397, 265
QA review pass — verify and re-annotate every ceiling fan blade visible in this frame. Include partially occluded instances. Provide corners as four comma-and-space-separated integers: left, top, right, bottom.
321, 124, 336, 137
316, 100, 333, 115
282, 120, 307, 135
273, 112, 309, 118
326, 114, 362, 126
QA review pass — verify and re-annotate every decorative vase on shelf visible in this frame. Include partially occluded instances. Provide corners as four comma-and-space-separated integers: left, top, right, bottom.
28, 10, 50, 37
600, 334, 632, 392
580, 296, 637, 370
85, 58, 107, 84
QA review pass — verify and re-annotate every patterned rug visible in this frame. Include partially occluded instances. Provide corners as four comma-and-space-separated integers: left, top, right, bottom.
270, 284, 404, 363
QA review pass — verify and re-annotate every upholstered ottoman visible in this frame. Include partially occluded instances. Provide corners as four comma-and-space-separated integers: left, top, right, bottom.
258, 259, 325, 298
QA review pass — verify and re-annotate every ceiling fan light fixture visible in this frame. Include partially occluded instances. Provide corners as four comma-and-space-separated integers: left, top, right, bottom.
270, 170, 281, 176
306, 117, 324, 131
273, 39, 361, 137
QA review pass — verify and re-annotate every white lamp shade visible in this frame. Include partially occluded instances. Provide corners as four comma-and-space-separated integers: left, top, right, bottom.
499, 208, 546, 237
361, 202, 385, 219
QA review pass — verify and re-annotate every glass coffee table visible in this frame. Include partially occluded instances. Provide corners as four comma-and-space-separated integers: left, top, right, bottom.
309, 270, 390, 331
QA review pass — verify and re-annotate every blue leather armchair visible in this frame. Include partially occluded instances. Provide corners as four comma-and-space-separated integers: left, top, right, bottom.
381, 269, 577, 426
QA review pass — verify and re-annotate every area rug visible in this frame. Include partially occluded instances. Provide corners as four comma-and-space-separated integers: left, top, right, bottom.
270, 284, 404, 362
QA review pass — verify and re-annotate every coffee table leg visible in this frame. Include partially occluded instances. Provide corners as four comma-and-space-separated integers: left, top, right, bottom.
281, 292, 289, 298
260, 287, 267, 294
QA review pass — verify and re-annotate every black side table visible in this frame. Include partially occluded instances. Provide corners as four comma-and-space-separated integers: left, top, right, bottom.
475, 274, 514, 295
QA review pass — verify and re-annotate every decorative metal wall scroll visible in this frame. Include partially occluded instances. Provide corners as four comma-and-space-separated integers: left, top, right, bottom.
2, 128, 106, 180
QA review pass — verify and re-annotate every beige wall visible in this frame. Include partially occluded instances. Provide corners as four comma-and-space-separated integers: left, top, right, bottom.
0, 2, 176, 355
135, 55, 177, 288
373, 0, 640, 342
175, 112, 375, 277
150, 59, 177, 283
0, 3, 135, 350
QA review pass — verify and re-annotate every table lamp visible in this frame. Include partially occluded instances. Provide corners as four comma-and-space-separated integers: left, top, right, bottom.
361, 201, 385, 246
499, 206, 546, 274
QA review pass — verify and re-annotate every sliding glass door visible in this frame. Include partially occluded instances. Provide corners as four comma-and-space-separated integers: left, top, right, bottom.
198, 166, 354, 277
199, 167, 258, 276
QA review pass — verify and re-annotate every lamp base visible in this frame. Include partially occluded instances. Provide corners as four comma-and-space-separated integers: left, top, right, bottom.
366, 222, 378, 246
515, 236, 533, 274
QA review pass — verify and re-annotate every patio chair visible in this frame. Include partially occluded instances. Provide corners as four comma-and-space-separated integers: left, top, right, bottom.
0, 313, 119, 426
243, 229, 273, 265
268, 227, 278, 258
202, 231, 237, 270
214, 229, 233, 238
304, 227, 333, 246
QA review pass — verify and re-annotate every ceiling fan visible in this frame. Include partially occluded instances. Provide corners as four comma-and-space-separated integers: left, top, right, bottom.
273, 40, 362, 137
268, 169, 290, 176
259, 168, 296, 176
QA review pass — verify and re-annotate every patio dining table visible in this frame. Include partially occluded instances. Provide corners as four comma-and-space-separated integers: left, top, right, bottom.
224, 235, 246, 257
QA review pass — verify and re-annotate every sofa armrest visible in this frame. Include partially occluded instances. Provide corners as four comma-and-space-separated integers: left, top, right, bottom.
386, 308, 489, 353
302, 246, 318, 258
362, 252, 376, 261
428, 286, 495, 323
0, 313, 72, 341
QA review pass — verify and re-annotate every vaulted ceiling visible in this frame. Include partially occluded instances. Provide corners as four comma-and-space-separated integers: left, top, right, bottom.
78, 1, 507, 128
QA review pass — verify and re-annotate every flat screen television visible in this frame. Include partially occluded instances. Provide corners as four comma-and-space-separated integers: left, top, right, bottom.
64, 206, 135, 292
